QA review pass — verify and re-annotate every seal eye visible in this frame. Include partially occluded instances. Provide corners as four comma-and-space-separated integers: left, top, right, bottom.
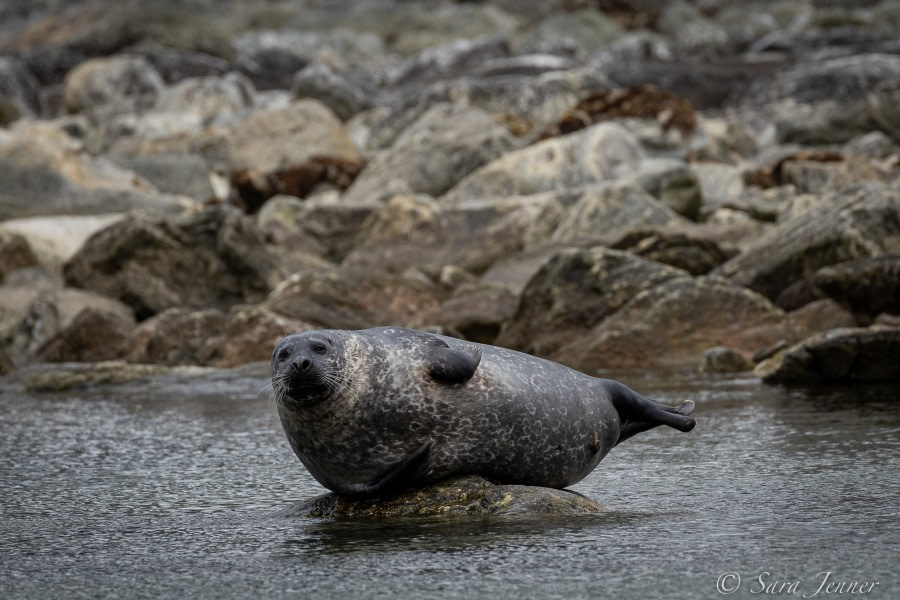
277, 348, 291, 362
310, 342, 328, 355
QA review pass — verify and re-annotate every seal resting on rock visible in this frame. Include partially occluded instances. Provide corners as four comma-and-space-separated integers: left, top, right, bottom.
271, 326, 695, 497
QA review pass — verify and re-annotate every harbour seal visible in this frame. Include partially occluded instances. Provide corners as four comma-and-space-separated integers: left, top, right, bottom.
272, 326, 695, 496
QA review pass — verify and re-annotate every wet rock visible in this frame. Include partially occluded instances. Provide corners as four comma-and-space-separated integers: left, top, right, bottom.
36, 306, 136, 363
769, 53, 900, 144
813, 257, 900, 318
342, 103, 517, 204
291, 60, 381, 121
64, 206, 285, 320
715, 183, 900, 308
552, 183, 684, 243
553, 276, 790, 370
8, 361, 214, 393
424, 282, 518, 345
343, 192, 572, 278
63, 55, 164, 115
0, 56, 42, 124
0, 126, 193, 220
496, 247, 686, 357
758, 327, 900, 384
283, 475, 601, 519
122, 305, 312, 368
0, 231, 40, 281
443, 122, 643, 202
265, 265, 445, 331
699, 346, 751, 374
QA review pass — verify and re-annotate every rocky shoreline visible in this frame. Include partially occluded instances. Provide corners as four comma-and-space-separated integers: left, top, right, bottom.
1, 0, 898, 384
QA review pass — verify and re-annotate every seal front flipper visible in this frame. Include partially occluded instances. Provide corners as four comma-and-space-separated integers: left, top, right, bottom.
424, 337, 482, 384
343, 439, 435, 498
607, 381, 696, 446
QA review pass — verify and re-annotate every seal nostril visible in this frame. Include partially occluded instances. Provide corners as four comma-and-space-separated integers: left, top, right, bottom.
301, 358, 312, 372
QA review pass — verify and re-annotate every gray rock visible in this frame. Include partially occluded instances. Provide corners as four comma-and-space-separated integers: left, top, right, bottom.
343, 103, 517, 204
152, 72, 256, 124
554, 276, 791, 370
64, 206, 285, 320
514, 9, 625, 57
770, 54, 900, 144
388, 35, 511, 90
8, 361, 215, 393
265, 265, 446, 331
0, 214, 123, 272
443, 122, 643, 202
0, 56, 42, 124
423, 282, 519, 345
113, 153, 214, 201
292, 60, 381, 121
621, 158, 702, 220
758, 327, 900, 383
343, 192, 573, 278
36, 306, 136, 363
608, 226, 736, 276
552, 184, 683, 243
281, 475, 601, 519
699, 346, 751, 373
715, 183, 900, 308
0, 231, 40, 282
813, 257, 900, 317
496, 247, 686, 358
63, 55, 164, 115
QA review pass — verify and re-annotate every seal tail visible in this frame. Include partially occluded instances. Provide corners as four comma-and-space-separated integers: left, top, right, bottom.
608, 381, 696, 446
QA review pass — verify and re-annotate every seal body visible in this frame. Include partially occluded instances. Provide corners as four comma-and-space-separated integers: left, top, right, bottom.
272, 327, 695, 496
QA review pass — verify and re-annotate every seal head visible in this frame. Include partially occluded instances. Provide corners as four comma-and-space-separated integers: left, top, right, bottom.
272, 331, 344, 408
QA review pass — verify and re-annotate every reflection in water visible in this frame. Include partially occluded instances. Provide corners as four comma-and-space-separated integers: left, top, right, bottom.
1, 369, 898, 599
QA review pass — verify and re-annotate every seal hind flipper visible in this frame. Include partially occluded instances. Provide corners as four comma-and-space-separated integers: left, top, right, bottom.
607, 382, 696, 446
425, 338, 482, 384
344, 439, 435, 497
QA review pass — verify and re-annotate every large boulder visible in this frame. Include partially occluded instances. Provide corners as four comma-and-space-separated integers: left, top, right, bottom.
122, 305, 312, 368
552, 276, 792, 370
342, 192, 573, 278
497, 247, 686, 357
714, 183, 900, 308
282, 475, 601, 519
265, 265, 446, 331
812, 256, 900, 318
64, 206, 285, 320
0, 126, 194, 220
342, 103, 518, 204
758, 327, 900, 384
0, 214, 123, 272
63, 55, 164, 115
441, 122, 643, 202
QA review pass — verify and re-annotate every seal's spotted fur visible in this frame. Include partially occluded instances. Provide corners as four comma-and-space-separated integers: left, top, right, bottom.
272, 327, 695, 496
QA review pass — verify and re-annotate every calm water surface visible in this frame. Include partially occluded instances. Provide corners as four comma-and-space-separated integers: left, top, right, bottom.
1, 366, 897, 599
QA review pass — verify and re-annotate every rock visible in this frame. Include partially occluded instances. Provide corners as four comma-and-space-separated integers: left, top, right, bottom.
699, 346, 751, 373
608, 226, 736, 275
63, 55, 165, 115
265, 265, 445, 331
715, 183, 900, 308
343, 192, 572, 278
388, 35, 511, 91
473, 54, 578, 78
553, 276, 791, 370
656, 0, 728, 52
0, 56, 42, 124
496, 247, 686, 357
758, 327, 900, 383
224, 99, 361, 173
813, 257, 900, 317
442, 121, 643, 202
786, 299, 858, 341
0, 214, 123, 272
342, 103, 518, 204
424, 282, 519, 345
126, 47, 230, 85
64, 206, 285, 320
122, 305, 312, 368
0, 345, 13, 375
0, 126, 193, 220
515, 9, 625, 56
152, 72, 256, 123
291, 60, 380, 121
112, 153, 214, 201
552, 183, 684, 243
36, 306, 136, 363
8, 361, 215, 393
281, 475, 601, 519
0, 285, 135, 366
769, 53, 900, 144
621, 158, 702, 220
0, 231, 40, 281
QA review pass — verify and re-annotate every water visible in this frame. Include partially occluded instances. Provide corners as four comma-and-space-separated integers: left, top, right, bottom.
1, 367, 897, 599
